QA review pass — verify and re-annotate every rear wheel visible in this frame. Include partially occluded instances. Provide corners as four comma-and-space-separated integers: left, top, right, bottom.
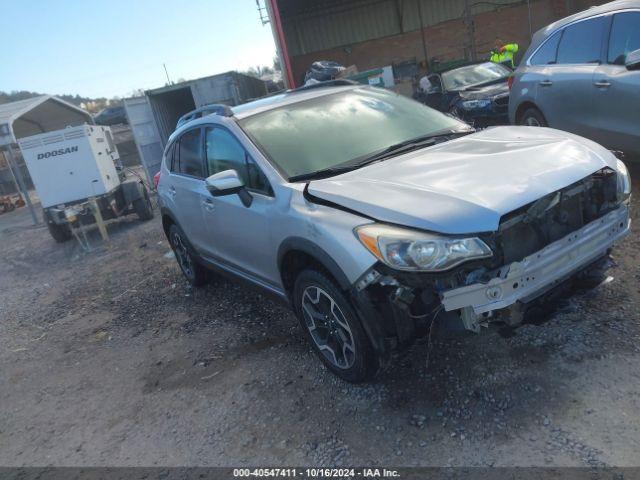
293, 269, 377, 383
519, 107, 547, 127
168, 224, 207, 287
133, 186, 154, 221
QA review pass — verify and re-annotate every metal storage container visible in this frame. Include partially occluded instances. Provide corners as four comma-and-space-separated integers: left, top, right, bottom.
124, 71, 267, 183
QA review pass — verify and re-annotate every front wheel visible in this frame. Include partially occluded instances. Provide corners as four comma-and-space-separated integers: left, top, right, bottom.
519, 107, 547, 127
293, 269, 377, 383
168, 224, 207, 287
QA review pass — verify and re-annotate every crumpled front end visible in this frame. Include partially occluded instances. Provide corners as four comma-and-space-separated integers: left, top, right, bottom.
441, 203, 629, 331
440, 166, 630, 331
351, 168, 630, 353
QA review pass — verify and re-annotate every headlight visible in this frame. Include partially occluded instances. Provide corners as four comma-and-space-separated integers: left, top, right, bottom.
355, 224, 493, 272
616, 159, 631, 203
461, 99, 491, 110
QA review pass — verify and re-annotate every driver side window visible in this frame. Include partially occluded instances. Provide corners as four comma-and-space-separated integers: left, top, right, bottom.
205, 127, 272, 195
608, 12, 640, 65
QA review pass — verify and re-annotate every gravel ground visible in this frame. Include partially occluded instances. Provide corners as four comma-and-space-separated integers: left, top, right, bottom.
0, 164, 639, 467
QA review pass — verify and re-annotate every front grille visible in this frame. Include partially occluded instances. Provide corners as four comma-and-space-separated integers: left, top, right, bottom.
497, 169, 619, 264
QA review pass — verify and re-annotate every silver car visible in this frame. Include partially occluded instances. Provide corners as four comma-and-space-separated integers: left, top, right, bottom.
158, 83, 631, 382
508, 0, 640, 154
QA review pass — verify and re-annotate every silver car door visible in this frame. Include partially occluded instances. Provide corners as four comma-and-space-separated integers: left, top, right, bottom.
593, 11, 640, 153
168, 127, 210, 254
202, 126, 279, 287
536, 16, 606, 138
516, 31, 562, 124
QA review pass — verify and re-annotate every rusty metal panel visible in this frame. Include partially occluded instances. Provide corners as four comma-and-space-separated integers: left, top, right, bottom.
285, 0, 402, 56
402, 0, 527, 30
283, 0, 523, 56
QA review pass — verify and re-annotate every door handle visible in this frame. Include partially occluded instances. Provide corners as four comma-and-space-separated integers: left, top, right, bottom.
593, 80, 611, 88
202, 198, 215, 212
539, 79, 553, 86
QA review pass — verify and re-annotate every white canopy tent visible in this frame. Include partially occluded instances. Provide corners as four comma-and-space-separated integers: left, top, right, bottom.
0, 96, 93, 224
0, 95, 93, 146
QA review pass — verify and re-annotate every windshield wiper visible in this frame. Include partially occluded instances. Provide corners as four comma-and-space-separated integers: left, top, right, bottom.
289, 129, 473, 182
354, 130, 472, 165
289, 163, 366, 182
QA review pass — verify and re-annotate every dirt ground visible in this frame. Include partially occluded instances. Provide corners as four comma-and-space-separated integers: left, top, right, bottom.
1, 165, 639, 468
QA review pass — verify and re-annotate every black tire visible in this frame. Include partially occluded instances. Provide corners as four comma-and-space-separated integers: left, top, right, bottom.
293, 269, 377, 383
519, 107, 547, 127
168, 224, 208, 287
133, 187, 154, 221
46, 220, 72, 243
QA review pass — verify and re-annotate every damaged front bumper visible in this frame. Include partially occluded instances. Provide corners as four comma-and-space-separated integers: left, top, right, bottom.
350, 204, 629, 366
440, 204, 630, 326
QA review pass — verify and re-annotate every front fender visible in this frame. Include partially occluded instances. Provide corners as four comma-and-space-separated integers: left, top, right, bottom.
277, 237, 351, 291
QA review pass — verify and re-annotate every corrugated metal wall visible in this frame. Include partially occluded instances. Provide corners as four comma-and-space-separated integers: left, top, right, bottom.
283, 0, 524, 56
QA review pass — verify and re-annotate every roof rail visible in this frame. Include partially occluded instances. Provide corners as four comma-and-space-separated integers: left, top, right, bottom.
289, 79, 359, 93
176, 104, 233, 128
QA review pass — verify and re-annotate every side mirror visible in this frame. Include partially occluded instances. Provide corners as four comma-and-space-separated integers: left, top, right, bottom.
625, 49, 640, 70
205, 169, 252, 207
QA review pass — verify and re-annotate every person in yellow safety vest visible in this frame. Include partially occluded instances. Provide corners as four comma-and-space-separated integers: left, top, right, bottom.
489, 37, 519, 68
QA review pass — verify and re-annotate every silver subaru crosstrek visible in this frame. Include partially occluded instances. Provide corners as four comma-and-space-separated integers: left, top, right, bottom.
508, 0, 640, 154
158, 82, 631, 382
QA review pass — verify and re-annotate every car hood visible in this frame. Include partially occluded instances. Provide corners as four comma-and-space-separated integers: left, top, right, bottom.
307, 127, 617, 234
457, 81, 509, 100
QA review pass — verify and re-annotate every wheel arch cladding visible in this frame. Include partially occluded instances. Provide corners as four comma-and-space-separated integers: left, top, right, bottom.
161, 207, 176, 238
278, 237, 352, 295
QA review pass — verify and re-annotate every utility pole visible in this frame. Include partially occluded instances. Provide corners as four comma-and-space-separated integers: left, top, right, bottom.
163, 63, 172, 85
3, 146, 38, 225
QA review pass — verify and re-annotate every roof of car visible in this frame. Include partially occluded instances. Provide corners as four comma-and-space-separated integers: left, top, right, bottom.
231, 84, 360, 120
529, 0, 640, 51
166, 83, 365, 145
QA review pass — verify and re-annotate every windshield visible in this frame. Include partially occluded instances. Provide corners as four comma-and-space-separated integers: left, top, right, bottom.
238, 87, 465, 179
441, 62, 510, 91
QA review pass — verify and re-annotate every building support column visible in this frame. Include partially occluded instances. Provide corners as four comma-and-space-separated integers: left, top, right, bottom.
267, 0, 296, 88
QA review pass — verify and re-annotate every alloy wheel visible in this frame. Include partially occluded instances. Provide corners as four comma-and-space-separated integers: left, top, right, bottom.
301, 286, 356, 369
525, 116, 541, 127
172, 232, 194, 279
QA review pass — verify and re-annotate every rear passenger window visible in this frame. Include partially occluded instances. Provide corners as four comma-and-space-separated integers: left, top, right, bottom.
556, 17, 605, 64
608, 12, 640, 65
177, 129, 203, 177
530, 31, 562, 65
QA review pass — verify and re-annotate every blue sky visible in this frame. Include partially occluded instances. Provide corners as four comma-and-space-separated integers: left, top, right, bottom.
0, 0, 276, 98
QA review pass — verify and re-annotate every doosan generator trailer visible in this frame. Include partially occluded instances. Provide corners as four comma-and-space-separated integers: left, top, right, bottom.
18, 124, 153, 242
